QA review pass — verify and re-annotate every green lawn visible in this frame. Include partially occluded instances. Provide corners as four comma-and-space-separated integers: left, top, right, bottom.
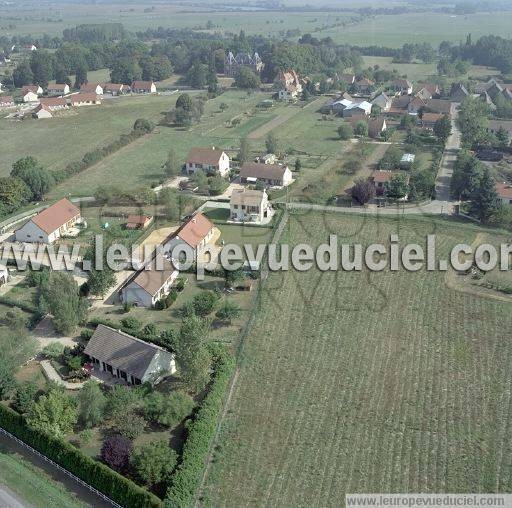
0, 445, 86, 507
0, 94, 178, 178
202, 212, 512, 505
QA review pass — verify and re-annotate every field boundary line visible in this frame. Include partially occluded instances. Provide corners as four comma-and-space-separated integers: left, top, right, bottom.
194, 211, 289, 506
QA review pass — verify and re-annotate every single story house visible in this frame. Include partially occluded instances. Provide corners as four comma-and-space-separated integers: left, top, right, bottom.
230, 188, 270, 223
131, 80, 156, 94
415, 87, 433, 101
338, 73, 355, 85
185, 147, 230, 176
0, 96, 15, 108
40, 97, 68, 111
239, 162, 293, 187
369, 170, 394, 196
391, 79, 413, 95
47, 83, 70, 95
15, 198, 81, 244
84, 324, 175, 385
68, 93, 101, 106
372, 92, 392, 112
126, 215, 153, 230
104, 83, 131, 95
163, 212, 216, 262
22, 90, 38, 102
21, 85, 42, 102
422, 83, 441, 98
120, 258, 179, 308
0, 265, 9, 287
420, 112, 445, 130
32, 103, 53, 119
354, 78, 374, 94
496, 182, 512, 205
343, 100, 372, 118
80, 83, 103, 95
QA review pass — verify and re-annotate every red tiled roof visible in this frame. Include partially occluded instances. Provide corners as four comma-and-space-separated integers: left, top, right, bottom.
48, 83, 68, 90
422, 112, 444, 123
80, 83, 102, 92
370, 170, 394, 183
127, 215, 152, 225
30, 198, 80, 234
169, 213, 214, 249
0, 96, 14, 105
132, 80, 154, 90
69, 93, 99, 103
40, 97, 68, 108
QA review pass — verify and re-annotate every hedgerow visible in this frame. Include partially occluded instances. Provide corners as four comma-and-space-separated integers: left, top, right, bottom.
0, 404, 161, 508
165, 347, 235, 507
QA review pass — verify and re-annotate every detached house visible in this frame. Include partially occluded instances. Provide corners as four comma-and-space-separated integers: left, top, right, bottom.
354, 78, 374, 94
47, 83, 70, 96
15, 198, 80, 244
131, 81, 156, 94
420, 112, 445, 130
185, 147, 230, 176
32, 103, 53, 119
230, 188, 270, 223
120, 258, 179, 308
372, 92, 392, 112
277, 69, 302, 100
450, 83, 469, 102
39, 97, 69, 111
80, 83, 103, 95
84, 324, 175, 385
391, 79, 413, 96
163, 213, 216, 262
240, 162, 293, 187
368, 117, 387, 139
126, 215, 153, 230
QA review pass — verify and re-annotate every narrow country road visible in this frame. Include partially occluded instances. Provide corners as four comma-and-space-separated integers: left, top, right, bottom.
0, 485, 29, 508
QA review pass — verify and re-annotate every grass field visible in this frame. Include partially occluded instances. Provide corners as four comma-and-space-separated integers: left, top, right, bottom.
362, 56, 501, 84
202, 212, 512, 506
0, 94, 179, 178
0, 445, 85, 507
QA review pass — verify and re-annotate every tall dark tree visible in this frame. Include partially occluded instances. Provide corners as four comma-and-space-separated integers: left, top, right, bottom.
74, 62, 88, 88
13, 61, 34, 87
30, 50, 54, 86
471, 167, 499, 222
11, 157, 55, 201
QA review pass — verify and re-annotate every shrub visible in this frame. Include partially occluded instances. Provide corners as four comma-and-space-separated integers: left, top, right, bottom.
192, 291, 219, 317
131, 440, 178, 487
101, 435, 133, 472
143, 391, 194, 428
120, 316, 142, 333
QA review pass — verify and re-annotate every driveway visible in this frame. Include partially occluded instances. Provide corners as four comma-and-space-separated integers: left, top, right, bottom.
435, 103, 461, 208
32, 316, 78, 351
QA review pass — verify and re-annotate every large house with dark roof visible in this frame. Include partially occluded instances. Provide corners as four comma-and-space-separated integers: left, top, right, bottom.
84, 324, 175, 385
163, 212, 216, 262
239, 162, 293, 187
185, 147, 230, 176
15, 198, 81, 244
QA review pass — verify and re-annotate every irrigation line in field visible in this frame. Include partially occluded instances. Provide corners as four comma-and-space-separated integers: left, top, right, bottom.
194, 210, 289, 506
0, 427, 121, 508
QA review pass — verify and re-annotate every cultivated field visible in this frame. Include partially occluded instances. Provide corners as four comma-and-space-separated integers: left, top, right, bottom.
202, 212, 512, 506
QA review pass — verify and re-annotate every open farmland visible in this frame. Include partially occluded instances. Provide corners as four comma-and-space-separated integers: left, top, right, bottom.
321, 11, 512, 47
0, 94, 179, 178
201, 212, 512, 506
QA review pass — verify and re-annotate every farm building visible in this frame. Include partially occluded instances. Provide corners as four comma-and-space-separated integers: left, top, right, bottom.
131, 81, 156, 93
240, 162, 293, 187
120, 258, 179, 308
80, 83, 103, 95
47, 83, 70, 96
391, 79, 413, 96
372, 92, 392, 112
420, 112, 445, 130
84, 324, 175, 385
40, 97, 69, 111
15, 198, 81, 244
104, 83, 131, 95
354, 78, 374, 94
163, 212, 216, 262
126, 215, 153, 230
68, 93, 101, 107
32, 104, 53, 119
230, 188, 270, 223
185, 147, 230, 176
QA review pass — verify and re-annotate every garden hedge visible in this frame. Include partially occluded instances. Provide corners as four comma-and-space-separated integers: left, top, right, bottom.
0, 404, 161, 508
165, 348, 236, 507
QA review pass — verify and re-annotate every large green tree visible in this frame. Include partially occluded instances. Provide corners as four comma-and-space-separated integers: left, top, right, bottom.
458, 97, 490, 148
471, 167, 500, 222
78, 380, 106, 428
131, 440, 178, 487
11, 157, 55, 201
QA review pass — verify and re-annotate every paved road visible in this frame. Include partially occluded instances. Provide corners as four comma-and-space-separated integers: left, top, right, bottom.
0, 485, 28, 508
